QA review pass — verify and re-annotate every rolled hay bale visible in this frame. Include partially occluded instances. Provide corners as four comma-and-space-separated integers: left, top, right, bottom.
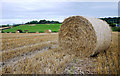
16, 30, 23, 33
45, 29, 52, 33
36, 31, 39, 33
16, 31, 19, 33
59, 16, 112, 57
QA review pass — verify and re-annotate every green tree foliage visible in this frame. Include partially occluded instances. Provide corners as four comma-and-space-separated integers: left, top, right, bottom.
100, 17, 120, 27
109, 23, 116, 27
26, 21, 39, 24
26, 20, 60, 24
2, 24, 10, 27
112, 27, 120, 32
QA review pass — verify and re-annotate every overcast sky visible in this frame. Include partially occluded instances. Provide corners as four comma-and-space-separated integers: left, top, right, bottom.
0, 1, 118, 25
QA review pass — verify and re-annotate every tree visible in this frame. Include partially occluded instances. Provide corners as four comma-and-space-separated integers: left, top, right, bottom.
25, 19, 60, 24
109, 23, 116, 27
39, 20, 47, 24
2, 24, 10, 27
26, 20, 38, 24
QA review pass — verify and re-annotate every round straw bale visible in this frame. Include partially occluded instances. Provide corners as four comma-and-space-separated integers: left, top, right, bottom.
58, 16, 112, 57
45, 29, 52, 33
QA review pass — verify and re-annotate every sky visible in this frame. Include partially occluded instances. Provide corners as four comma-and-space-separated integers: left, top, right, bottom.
0, 0, 119, 25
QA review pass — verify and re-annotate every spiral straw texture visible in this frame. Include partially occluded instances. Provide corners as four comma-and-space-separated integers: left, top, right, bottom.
59, 16, 112, 57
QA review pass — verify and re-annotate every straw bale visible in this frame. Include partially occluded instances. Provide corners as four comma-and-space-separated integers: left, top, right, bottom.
36, 31, 39, 33
59, 16, 112, 57
45, 29, 52, 33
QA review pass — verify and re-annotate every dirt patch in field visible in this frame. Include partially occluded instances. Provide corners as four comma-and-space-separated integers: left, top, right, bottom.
29, 24, 36, 26
63, 58, 98, 74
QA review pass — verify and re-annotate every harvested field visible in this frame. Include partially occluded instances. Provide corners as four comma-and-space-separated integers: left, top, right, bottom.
0, 32, 119, 74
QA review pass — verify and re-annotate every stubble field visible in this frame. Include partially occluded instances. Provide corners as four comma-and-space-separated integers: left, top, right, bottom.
0, 32, 119, 74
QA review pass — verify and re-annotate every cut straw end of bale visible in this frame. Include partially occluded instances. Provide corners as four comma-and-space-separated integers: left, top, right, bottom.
58, 16, 112, 57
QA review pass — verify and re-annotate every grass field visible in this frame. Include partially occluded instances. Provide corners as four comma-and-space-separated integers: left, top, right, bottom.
2, 24, 120, 33
3, 24, 120, 33
2, 24, 61, 33
0, 32, 119, 74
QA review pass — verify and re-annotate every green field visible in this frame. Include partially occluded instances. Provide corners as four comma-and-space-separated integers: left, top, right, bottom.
2, 24, 61, 33
2, 23, 120, 33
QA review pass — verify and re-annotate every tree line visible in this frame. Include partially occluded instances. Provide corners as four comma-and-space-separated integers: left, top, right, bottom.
100, 17, 120, 27
25, 20, 60, 24
1, 17, 119, 27
1, 20, 60, 27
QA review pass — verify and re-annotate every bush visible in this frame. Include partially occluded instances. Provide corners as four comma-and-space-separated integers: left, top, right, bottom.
112, 27, 120, 32
52, 31, 58, 32
109, 23, 116, 27
39, 31, 44, 33
17, 29, 23, 33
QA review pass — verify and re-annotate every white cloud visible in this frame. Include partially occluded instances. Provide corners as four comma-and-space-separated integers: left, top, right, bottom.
1, 2, 118, 25
1, 17, 65, 25
1, 19, 38, 25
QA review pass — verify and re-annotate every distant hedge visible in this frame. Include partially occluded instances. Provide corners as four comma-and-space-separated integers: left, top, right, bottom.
111, 27, 120, 32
